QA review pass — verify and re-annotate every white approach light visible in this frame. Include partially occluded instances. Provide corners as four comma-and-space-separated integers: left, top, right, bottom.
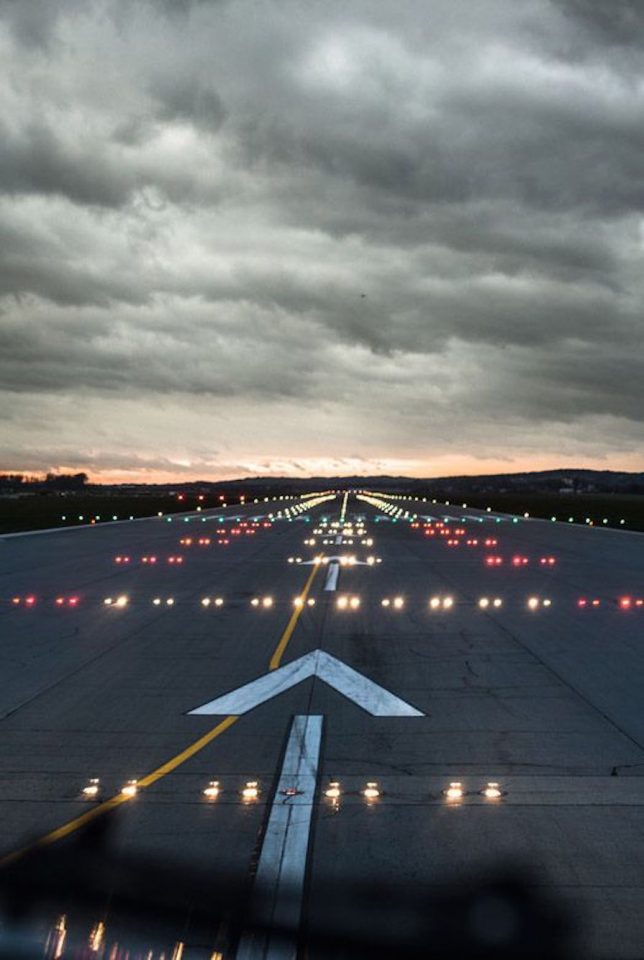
362, 781, 380, 801
337, 596, 348, 610
349, 596, 361, 609
444, 782, 464, 801
115, 595, 128, 608
201, 598, 211, 607
483, 781, 502, 800
203, 780, 220, 800
443, 596, 454, 609
242, 780, 259, 802
82, 778, 100, 799
153, 598, 162, 606
479, 597, 490, 609
121, 779, 138, 798
527, 597, 540, 610
262, 596, 273, 608
381, 598, 391, 607
393, 597, 404, 609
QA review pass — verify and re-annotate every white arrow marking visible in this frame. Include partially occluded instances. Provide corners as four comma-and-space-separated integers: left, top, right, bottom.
236, 714, 322, 960
188, 650, 424, 717
324, 561, 339, 591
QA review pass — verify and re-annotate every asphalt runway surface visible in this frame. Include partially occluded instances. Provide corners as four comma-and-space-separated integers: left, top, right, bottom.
2, 491, 644, 958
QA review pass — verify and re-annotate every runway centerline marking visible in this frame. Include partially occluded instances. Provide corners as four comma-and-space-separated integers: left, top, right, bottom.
236, 714, 323, 960
324, 561, 339, 591
0, 561, 320, 867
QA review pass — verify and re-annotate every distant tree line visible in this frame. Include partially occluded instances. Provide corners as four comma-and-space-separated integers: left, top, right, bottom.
0, 472, 89, 492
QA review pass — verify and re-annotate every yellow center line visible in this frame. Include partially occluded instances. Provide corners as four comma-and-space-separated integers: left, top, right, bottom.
0, 562, 321, 867
269, 563, 319, 670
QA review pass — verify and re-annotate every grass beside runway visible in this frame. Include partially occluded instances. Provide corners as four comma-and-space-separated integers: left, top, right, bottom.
0, 493, 246, 535
414, 491, 644, 531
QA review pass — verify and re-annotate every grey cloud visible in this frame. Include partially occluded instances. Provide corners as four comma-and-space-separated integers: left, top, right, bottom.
0, 121, 135, 207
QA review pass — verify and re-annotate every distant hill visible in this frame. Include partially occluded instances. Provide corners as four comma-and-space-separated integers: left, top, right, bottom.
3, 468, 644, 497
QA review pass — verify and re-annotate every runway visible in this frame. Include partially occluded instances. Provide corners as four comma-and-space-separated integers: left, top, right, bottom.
3, 490, 644, 957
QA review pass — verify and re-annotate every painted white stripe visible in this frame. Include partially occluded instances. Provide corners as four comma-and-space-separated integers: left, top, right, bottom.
236, 714, 323, 960
334, 534, 342, 545
189, 650, 424, 717
324, 562, 339, 591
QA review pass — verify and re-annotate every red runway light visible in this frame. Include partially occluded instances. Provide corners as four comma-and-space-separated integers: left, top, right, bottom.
619, 597, 632, 609
25, 596, 36, 606
578, 598, 587, 607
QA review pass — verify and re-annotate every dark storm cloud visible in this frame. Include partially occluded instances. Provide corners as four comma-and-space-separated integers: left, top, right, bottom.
151, 76, 227, 133
552, 0, 644, 48
1, 0, 644, 476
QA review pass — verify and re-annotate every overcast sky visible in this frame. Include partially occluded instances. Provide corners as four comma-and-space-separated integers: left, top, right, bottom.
1, 0, 644, 482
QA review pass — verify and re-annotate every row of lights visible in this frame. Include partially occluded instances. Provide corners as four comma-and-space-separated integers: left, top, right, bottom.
83, 777, 384, 805
484, 555, 556, 567
288, 555, 382, 565
115, 555, 185, 564
0, 594, 561, 611
364, 490, 631, 529
444, 781, 503, 801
